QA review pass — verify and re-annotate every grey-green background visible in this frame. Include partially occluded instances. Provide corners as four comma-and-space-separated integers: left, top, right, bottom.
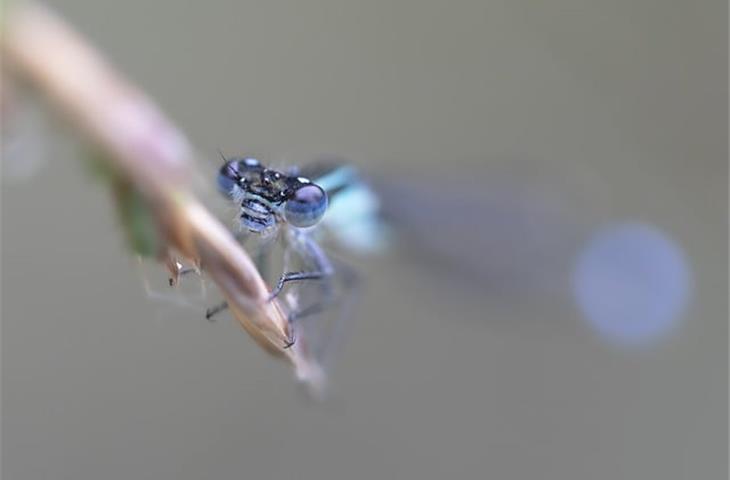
2, 1, 727, 479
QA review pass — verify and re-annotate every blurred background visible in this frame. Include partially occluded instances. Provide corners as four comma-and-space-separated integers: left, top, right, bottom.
2, 1, 726, 479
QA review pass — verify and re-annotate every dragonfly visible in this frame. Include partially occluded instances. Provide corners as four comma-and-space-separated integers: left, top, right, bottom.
206, 155, 384, 352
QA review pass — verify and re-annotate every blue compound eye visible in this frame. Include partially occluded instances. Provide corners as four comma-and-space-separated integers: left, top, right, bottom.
217, 158, 258, 196
284, 184, 328, 228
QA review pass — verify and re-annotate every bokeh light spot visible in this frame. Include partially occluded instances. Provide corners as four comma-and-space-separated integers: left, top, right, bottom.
572, 223, 692, 346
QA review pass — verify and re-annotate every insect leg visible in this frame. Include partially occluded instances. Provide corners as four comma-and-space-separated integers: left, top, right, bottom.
281, 301, 329, 349
267, 232, 334, 302
270, 232, 337, 346
268, 271, 330, 301
168, 266, 198, 286
287, 254, 361, 368
205, 301, 228, 321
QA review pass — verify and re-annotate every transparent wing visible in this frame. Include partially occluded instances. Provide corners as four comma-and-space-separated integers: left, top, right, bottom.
370, 167, 691, 346
371, 169, 593, 296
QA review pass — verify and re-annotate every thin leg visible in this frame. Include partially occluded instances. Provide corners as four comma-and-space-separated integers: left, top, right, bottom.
205, 301, 228, 321
272, 231, 337, 347
282, 322, 297, 348
273, 269, 332, 348
267, 270, 330, 302
168, 266, 197, 286
269, 230, 334, 300
284, 262, 360, 357
282, 296, 333, 349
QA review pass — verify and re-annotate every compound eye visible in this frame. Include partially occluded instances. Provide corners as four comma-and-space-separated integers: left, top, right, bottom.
217, 158, 258, 196
284, 184, 328, 228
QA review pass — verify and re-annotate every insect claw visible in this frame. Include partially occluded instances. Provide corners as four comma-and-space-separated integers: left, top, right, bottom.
283, 333, 296, 349
205, 310, 215, 321
204, 301, 228, 321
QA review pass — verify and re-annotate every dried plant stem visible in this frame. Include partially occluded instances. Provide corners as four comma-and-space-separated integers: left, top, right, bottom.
2, 3, 323, 387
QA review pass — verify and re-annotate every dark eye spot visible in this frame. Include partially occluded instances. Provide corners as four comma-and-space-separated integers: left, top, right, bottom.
284, 184, 328, 228
217, 161, 241, 196
217, 158, 258, 196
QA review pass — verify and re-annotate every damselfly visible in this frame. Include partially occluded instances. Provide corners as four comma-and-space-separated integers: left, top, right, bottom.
203, 153, 689, 360
209, 155, 384, 353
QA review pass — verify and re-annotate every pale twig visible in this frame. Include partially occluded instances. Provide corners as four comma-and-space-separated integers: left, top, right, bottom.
1, 3, 324, 390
